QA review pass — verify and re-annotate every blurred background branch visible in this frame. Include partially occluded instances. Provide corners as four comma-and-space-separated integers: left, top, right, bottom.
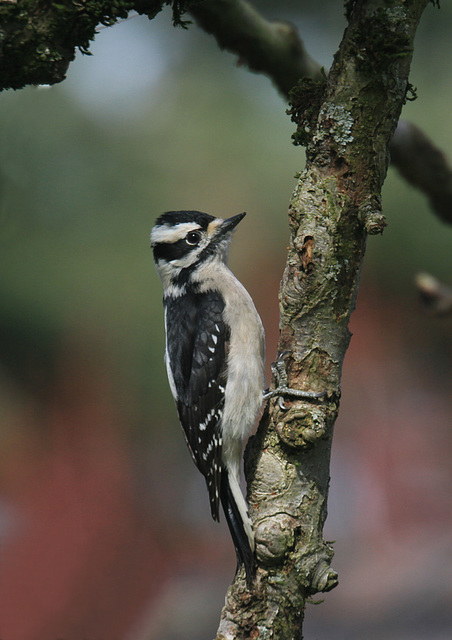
390, 120, 452, 225
189, 0, 324, 93
415, 272, 452, 315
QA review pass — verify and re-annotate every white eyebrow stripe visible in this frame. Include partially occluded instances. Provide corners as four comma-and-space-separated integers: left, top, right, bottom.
207, 219, 223, 236
150, 222, 202, 245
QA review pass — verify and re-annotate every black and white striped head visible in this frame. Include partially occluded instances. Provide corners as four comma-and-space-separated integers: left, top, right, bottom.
151, 210, 246, 294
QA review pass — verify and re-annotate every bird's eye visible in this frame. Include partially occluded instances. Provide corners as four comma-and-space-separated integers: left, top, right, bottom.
186, 230, 202, 245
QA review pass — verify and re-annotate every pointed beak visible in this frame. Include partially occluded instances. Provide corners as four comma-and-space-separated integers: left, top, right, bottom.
216, 212, 246, 238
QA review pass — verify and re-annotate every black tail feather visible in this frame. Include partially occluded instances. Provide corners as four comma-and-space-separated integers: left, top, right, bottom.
220, 468, 254, 587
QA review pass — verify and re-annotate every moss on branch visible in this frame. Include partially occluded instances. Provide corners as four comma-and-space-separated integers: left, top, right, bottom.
0, 0, 192, 91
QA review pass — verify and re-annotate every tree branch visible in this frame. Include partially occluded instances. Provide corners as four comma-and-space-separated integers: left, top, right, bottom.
0, 0, 178, 91
216, 1, 429, 637
189, 0, 323, 94
390, 120, 452, 225
191, 0, 450, 224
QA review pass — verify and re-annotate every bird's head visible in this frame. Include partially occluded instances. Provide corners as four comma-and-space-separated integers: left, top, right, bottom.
151, 210, 246, 293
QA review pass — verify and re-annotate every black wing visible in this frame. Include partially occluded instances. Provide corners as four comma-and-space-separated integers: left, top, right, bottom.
165, 290, 229, 521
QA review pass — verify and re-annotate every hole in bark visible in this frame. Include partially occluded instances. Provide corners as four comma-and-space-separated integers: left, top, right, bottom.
301, 236, 315, 273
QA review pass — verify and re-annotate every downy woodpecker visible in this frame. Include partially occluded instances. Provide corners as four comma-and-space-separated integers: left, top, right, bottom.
151, 210, 264, 584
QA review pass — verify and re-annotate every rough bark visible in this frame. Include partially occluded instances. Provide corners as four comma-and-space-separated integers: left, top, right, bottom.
217, 2, 429, 638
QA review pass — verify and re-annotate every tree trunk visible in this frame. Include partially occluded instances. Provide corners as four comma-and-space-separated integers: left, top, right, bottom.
216, 1, 429, 638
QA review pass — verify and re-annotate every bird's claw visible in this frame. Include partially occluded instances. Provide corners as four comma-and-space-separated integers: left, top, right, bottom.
264, 352, 327, 410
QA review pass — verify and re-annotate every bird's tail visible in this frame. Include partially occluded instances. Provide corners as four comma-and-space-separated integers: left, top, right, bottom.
220, 468, 255, 587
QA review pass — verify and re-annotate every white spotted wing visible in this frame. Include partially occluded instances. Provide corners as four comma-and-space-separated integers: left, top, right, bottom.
164, 290, 229, 521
